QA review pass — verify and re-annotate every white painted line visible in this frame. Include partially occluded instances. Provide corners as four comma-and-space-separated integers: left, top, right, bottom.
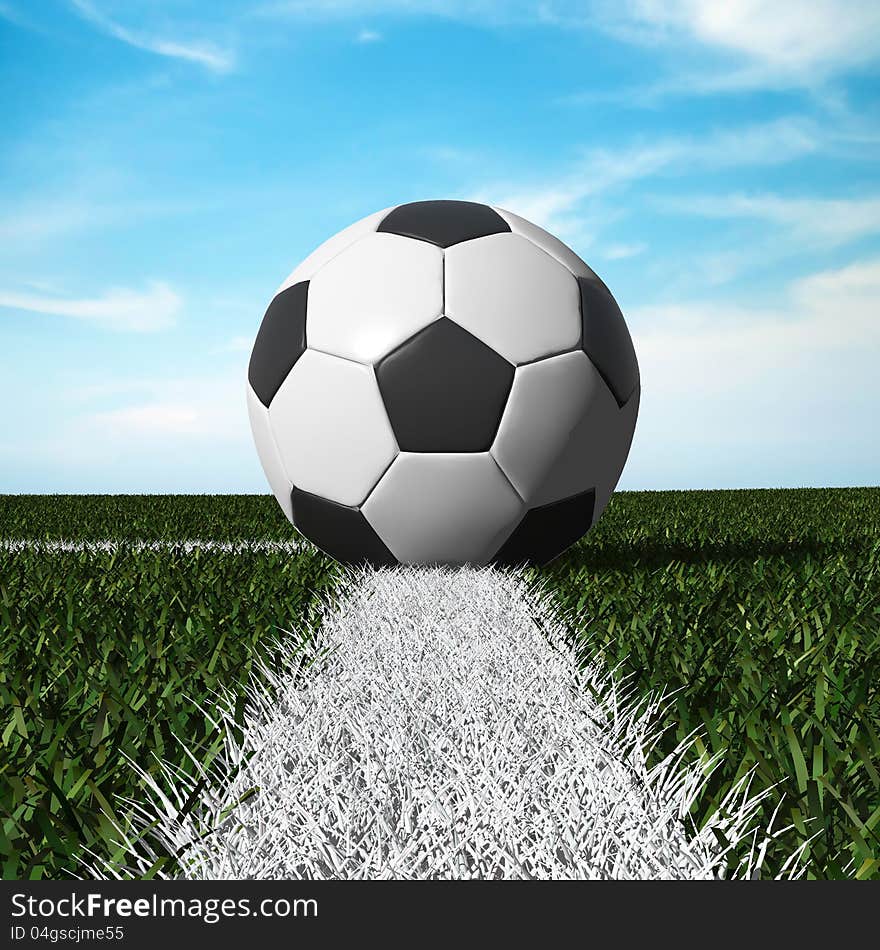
95, 565, 801, 880
0, 538, 309, 554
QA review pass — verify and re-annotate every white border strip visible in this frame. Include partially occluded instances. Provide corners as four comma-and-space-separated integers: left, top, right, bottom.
96, 565, 803, 880
0, 539, 308, 554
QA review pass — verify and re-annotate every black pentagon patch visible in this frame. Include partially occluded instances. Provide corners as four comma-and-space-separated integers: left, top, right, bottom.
493, 488, 596, 567
376, 317, 514, 452
377, 200, 511, 248
248, 281, 309, 407
578, 277, 639, 408
291, 488, 397, 568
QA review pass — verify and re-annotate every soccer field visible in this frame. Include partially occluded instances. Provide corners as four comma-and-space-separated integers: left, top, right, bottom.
2, 489, 878, 879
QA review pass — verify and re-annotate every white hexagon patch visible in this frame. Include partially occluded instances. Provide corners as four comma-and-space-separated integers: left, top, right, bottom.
444, 232, 581, 365
275, 206, 394, 295
306, 232, 443, 365
491, 206, 602, 282
531, 382, 639, 521
246, 380, 293, 523
362, 452, 523, 565
268, 349, 398, 507
492, 350, 598, 504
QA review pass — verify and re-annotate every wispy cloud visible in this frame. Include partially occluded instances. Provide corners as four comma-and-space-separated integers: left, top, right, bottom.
592, 0, 880, 92
469, 117, 819, 241
0, 199, 97, 246
621, 255, 880, 487
95, 404, 202, 435
633, 255, 880, 395
656, 193, 880, 250
620, 0, 880, 74
356, 27, 382, 42
0, 1, 40, 30
0, 180, 213, 251
258, 1, 529, 22
420, 145, 483, 166
0, 282, 181, 332
603, 242, 646, 260
18, 372, 256, 492
69, 0, 235, 72
60, 1, 880, 96
793, 257, 880, 344
261, 1, 880, 89
212, 334, 254, 355
84, 374, 248, 441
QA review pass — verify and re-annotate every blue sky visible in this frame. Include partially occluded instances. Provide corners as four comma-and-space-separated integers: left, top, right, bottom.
1, 1, 879, 494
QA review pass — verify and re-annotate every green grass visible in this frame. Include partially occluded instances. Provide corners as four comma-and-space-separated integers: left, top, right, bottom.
0, 528, 343, 879
1, 489, 878, 879
532, 488, 880, 879
0, 494, 293, 542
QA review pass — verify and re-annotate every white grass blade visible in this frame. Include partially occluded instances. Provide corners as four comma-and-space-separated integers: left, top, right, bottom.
88, 565, 802, 880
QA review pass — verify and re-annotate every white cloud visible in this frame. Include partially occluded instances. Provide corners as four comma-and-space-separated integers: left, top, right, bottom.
657, 193, 880, 250
421, 145, 482, 165
260, 1, 520, 21
96, 404, 202, 435
61, 372, 247, 441
262, 2, 880, 84
613, 1, 880, 74
603, 242, 646, 260
631, 256, 880, 397
0, 172, 204, 250
70, 0, 235, 72
469, 117, 818, 244
592, 0, 880, 92
356, 27, 382, 42
212, 334, 254, 354
620, 255, 880, 487
0, 199, 98, 245
473, 181, 596, 242
8, 370, 257, 492
84, 374, 248, 443
64, 376, 183, 402
0, 2, 37, 30
548, 2, 880, 104
0, 281, 181, 332
791, 258, 880, 343
0, 193, 199, 251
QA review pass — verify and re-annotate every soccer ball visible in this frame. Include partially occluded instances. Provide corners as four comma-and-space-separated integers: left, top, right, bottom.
247, 200, 639, 567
